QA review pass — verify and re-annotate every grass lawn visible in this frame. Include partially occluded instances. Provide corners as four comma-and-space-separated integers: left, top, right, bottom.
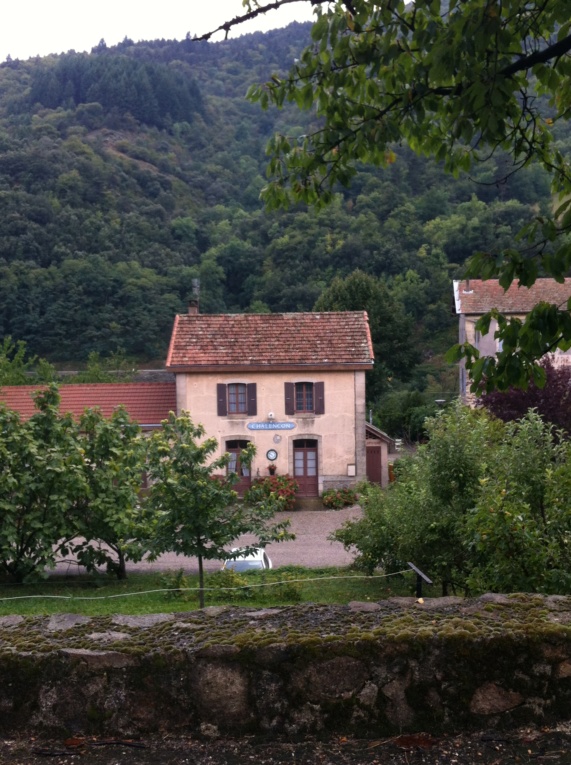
0, 566, 426, 617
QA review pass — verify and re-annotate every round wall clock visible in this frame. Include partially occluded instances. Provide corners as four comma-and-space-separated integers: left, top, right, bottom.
266, 449, 278, 461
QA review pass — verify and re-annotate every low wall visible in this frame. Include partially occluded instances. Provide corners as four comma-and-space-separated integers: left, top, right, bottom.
1, 594, 571, 737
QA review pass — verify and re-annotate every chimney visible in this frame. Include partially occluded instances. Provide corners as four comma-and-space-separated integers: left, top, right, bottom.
188, 278, 200, 314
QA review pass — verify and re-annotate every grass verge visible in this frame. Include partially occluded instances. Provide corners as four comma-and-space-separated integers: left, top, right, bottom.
0, 566, 424, 616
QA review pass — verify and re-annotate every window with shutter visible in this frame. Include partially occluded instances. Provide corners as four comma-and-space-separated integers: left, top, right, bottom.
228, 383, 247, 413
285, 382, 325, 414
217, 383, 257, 416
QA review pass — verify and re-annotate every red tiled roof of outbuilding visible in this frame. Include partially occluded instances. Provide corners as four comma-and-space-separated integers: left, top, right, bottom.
166, 311, 374, 371
454, 278, 571, 315
0, 383, 176, 427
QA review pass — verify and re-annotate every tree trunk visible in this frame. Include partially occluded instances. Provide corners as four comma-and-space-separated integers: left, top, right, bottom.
116, 549, 127, 580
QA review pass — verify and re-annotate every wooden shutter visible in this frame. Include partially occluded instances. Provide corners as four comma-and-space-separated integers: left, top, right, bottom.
217, 383, 227, 416
314, 381, 325, 414
247, 383, 257, 416
284, 382, 294, 415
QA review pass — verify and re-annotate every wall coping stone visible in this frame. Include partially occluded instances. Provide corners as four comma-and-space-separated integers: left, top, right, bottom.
1, 594, 571, 737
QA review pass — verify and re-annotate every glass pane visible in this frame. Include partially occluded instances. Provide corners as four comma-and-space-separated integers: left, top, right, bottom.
294, 454, 304, 475
305, 386, 313, 411
228, 453, 237, 473
307, 451, 317, 476
238, 385, 247, 411
228, 384, 237, 413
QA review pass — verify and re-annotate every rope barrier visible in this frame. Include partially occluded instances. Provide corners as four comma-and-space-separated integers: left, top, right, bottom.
0, 570, 412, 602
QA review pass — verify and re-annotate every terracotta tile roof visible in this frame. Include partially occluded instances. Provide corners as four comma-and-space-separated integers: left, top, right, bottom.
166, 312, 374, 371
0, 383, 176, 427
454, 279, 571, 315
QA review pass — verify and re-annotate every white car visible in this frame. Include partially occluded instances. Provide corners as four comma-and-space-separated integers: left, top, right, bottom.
222, 547, 272, 573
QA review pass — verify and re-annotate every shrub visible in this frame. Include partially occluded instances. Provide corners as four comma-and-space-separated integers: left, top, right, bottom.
206, 569, 253, 601
272, 573, 303, 602
244, 474, 299, 512
322, 487, 359, 509
160, 568, 193, 601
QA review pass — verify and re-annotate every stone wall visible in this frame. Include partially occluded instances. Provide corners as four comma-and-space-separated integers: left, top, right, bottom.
1, 594, 571, 737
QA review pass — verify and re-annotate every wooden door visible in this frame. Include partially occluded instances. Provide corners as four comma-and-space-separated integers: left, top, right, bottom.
293, 439, 319, 497
366, 442, 382, 485
226, 440, 252, 496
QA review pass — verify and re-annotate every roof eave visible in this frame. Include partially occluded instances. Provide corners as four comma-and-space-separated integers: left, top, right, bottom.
165, 362, 374, 374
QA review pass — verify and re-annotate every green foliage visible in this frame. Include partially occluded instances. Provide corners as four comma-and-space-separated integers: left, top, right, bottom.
0, 337, 57, 385
146, 414, 294, 606
375, 390, 441, 441
0, 19, 565, 394
0, 385, 86, 582
67, 351, 136, 383
0, 25, 539, 379
334, 403, 571, 595
0, 384, 153, 582
314, 270, 417, 396
333, 403, 503, 593
244, 474, 299, 512
160, 568, 193, 601
0, 567, 401, 616
321, 487, 358, 509
465, 413, 571, 594
246, 0, 571, 391
71, 406, 151, 579
28, 53, 203, 130
270, 572, 303, 603
206, 569, 253, 602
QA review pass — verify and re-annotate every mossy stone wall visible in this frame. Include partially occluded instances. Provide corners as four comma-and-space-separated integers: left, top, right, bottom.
1, 595, 571, 737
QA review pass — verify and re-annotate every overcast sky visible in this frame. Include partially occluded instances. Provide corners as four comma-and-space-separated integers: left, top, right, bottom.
1, 1, 318, 63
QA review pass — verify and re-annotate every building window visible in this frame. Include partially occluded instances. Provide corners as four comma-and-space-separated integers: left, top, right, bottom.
228, 383, 247, 413
217, 383, 257, 416
284, 382, 324, 415
226, 439, 251, 497
226, 440, 251, 476
295, 382, 313, 412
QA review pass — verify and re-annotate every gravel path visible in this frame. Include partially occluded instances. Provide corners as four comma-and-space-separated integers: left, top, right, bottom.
125, 506, 362, 575
3, 726, 571, 764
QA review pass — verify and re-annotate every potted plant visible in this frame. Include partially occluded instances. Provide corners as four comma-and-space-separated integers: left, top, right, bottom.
268, 463, 277, 475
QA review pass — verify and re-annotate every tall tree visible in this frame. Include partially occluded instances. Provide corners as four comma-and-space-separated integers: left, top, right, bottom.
146, 413, 293, 607
314, 270, 417, 398
0, 386, 85, 582
206, 0, 571, 392
72, 406, 151, 580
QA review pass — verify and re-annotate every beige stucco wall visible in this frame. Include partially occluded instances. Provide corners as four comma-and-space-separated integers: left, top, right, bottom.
175, 370, 365, 490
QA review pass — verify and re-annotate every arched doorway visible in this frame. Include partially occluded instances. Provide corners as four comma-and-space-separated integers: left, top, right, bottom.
226, 439, 251, 496
293, 439, 319, 497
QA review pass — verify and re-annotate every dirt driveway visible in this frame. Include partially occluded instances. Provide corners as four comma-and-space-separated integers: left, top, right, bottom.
128, 506, 362, 575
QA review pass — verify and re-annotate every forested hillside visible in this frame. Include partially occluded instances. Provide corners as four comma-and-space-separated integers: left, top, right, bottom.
0, 23, 561, 433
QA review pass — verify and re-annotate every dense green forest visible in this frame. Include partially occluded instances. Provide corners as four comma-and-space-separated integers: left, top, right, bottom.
0, 24, 564, 434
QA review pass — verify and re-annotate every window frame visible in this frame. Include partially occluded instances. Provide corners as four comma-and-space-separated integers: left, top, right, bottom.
227, 382, 247, 414
285, 381, 324, 415
295, 382, 314, 413
217, 383, 257, 416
